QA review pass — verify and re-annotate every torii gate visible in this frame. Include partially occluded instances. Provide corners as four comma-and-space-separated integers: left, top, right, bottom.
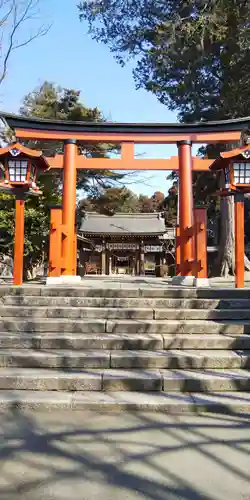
1, 112, 248, 285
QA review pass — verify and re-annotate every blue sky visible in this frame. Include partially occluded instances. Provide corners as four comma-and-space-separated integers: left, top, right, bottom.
0, 0, 195, 196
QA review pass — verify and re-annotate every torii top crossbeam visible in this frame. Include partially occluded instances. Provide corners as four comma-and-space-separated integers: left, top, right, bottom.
1, 112, 250, 143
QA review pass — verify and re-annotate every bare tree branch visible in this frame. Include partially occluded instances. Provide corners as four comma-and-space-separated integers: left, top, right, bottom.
0, 0, 51, 86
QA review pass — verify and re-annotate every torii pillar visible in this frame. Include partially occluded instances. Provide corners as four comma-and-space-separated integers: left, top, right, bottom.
178, 141, 194, 276
172, 141, 194, 284
47, 139, 80, 284
172, 140, 209, 286
61, 140, 77, 277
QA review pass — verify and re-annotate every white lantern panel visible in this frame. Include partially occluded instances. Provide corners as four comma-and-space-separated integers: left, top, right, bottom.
233, 162, 250, 184
8, 160, 28, 182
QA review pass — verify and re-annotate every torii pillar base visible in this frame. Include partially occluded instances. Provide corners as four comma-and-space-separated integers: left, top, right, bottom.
171, 275, 210, 287
47, 205, 81, 285
46, 275, 81, 285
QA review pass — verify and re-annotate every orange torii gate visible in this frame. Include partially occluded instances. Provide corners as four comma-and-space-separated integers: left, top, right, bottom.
44, 147, 212, 283
1, 112, 248, 285
45, 148, 212, 283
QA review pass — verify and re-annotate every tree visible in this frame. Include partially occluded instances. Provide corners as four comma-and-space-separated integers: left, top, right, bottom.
194, 146, 239, 276
78, 0, 250, 275
0, 82, 125, 276
80, 187, 139, 215
163, 183, 178, 227
0, 172, 61, 279
0, 0, 50, 86
137, 194, 154, 213
80, 188, 166, 215
20, 81, 123, 195
78, 0, 250, 121
0, 193, 15, 253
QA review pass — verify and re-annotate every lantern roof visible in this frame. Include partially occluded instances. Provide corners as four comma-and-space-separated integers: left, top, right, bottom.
210, 145, 250, 172
0, 142, 49, 170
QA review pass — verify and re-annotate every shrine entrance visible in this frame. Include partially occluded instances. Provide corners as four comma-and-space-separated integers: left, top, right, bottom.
1, 112, 249, 286
107, 242, 138, 276
111, 254, 134, 276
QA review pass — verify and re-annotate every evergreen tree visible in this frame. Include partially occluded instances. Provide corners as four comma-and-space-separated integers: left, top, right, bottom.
0, 82, 123, 276
79, 0, 250, 275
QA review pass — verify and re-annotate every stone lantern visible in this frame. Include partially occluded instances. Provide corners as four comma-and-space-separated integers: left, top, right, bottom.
0, 143, 49, 285
210, 145, 250, 288
210, 145, 250, 194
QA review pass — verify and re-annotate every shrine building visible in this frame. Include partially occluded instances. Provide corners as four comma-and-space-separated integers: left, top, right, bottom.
79, 212, 175, 276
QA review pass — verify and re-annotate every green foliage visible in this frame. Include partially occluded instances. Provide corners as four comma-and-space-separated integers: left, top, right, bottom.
80, 187, 173, 221
163, 183, 178, 227
0, 81, 124, 274
81, 187, 139, 215
0, 194, 15, 252
0, 173, 61, 276
23, 172, 62, 273
21, 83, 102, 122
79, 1, 250, 274
20, 81, 123, 193
78, 0, 250, 122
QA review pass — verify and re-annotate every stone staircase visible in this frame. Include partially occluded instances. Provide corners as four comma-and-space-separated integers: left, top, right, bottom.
0, 284, 250, 413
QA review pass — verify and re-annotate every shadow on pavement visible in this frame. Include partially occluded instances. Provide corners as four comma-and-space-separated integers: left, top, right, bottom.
0, 406, 250, 500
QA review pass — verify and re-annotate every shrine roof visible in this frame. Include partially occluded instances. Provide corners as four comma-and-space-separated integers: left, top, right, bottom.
80, 212, 167, 236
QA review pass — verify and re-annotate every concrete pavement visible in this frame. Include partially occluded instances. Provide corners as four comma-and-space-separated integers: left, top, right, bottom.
0, 409, 250, 500
2, 274, 250, 288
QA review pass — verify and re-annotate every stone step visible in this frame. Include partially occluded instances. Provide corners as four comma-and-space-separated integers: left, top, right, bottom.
0, 319, 106, 333
161, 369, 250, 392
0, 333, 164, 350
2, 306, 250, 320
109, 349, 246, 369
1, 332, 250, 350
102, 368, 250, 392
0, 390, 249, 413
0, 368, 249, 392
4, 295, 250, 310
0, 349, 110, 368
1, 318, 250, 334
162, 334, 250, 350
0, 348, 248, 369
0, 368, 102, 391
2, 286, 250, 299
154, 309, 250, 320
1, 333, 250, 350
106, 319, 250, 335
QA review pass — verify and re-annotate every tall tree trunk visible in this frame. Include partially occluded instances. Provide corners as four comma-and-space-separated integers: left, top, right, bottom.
213, 173, 250, 276
214, 194, 235, 276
